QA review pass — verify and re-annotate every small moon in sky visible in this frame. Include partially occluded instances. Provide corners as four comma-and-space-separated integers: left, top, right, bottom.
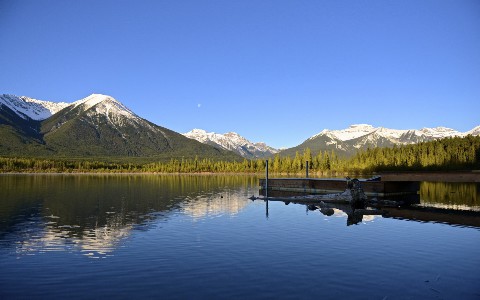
197, 104, 201, 108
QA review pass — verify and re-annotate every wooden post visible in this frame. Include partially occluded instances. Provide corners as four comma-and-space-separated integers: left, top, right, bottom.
265, 159, 269, 198
306, 161, 309, 178
266, 198, 269, 219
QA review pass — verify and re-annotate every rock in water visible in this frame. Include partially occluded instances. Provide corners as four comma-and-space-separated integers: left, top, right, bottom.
349, 178, 367, 208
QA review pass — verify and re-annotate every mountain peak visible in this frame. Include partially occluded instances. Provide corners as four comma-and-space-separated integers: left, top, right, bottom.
189, 128, 209, 134
70, 94, 138, 121
73, 94, 115, 109
418, 126, 460, 138
224, 132, 243, 138
349, 124, 374, 129
319, 124, 377, 141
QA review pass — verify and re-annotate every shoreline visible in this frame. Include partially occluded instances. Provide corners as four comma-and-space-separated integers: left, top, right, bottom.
1, 170, 479, 182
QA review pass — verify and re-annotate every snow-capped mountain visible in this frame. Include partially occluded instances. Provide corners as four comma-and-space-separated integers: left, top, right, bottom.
71, 94, 139, 121
0, 94, 69, 120
184, 129, 279, 159
2, 93, 478, 159
0, 93, 240, 159
54, 94, 153, 132
309, 124, 473, 145
0, 93, 143, 124
466, 125, 480, 136
281, 124, 480, 157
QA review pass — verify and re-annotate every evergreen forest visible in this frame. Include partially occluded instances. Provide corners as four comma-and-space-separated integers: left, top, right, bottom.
1, 136, 479, 174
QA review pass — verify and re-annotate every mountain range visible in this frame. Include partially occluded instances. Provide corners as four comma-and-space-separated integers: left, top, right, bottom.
0, 94, 240, 161
1, 93, 478, 160
183, 129, 278, 159
184, 124, 480, 158
279, 124, 480, 157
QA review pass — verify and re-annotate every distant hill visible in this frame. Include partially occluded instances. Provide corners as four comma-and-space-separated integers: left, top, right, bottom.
183, 129, 279, 159
0, 94, 241, 161
280, 124, 480, 157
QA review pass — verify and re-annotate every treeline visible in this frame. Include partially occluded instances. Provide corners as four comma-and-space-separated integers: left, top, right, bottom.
257, 135, 480, 173
0, 158, 142, 173
349, 135, 480, 172
0, 156, 268, 173
1, 136, 479, 173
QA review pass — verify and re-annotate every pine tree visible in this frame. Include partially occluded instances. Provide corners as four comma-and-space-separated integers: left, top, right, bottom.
293, 151, 303, 172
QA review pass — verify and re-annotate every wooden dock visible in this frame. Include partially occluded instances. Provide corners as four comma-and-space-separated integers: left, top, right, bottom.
259, 178, 420, 197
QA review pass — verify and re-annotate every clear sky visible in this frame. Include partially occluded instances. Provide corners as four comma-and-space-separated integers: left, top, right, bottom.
1, 0, 479, 148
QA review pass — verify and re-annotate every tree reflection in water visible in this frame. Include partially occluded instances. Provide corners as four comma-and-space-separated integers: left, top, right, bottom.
262, 181, 480, 227
0, 174, 258, 258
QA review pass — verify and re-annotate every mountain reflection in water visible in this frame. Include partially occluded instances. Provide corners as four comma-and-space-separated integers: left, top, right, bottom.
1, 175, 479, 259
0, 174, 256, 258
1, 175, 480, 299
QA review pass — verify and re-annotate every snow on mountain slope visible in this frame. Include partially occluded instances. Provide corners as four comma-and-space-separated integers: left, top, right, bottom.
0, 93, 242, 158
466, 125, 480, 136
310, 124, 472, 143
254, 142, 277, 153
1, 93, 173, 145
315, 124, 377, 141
49, 94, 178, 147
1, 93, 149, 130
305, 124, 479, 154
72, 94, 137, 119
0, 94, 69, 120
184, 129, 279, 159
69, 94, 144, 128
281, 123, 480, 157
417, 126, 462, 138
3, 93, 478, 158
0, 93, 140, 124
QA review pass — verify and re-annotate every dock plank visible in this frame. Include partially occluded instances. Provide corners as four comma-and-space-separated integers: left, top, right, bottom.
259, 178, 420, 197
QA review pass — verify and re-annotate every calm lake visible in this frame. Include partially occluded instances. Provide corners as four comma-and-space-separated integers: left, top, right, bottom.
1, 174, 479, 299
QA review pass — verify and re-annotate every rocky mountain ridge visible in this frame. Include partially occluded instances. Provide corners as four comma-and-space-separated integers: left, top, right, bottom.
0, 93, 240, 160
280, 124, 480, 157
183, 129, 279, 159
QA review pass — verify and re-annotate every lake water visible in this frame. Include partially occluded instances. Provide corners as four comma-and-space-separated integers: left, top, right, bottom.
1, 174, 479, 299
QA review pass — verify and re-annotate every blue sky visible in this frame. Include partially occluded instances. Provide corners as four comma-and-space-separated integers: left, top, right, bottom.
1, 0, 479, 148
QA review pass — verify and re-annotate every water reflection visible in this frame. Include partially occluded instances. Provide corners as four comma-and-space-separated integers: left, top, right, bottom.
0, 174, 257, 258
182, 193, 250, 219
262, 181, 480, 228
310, 203, 380, 226
276, 200, 382, 226
420, 182, 480, 211
8, 209, 132, 258
376, 182, 480, 227
2, 175, 479, 259
2, 175, 479, 299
